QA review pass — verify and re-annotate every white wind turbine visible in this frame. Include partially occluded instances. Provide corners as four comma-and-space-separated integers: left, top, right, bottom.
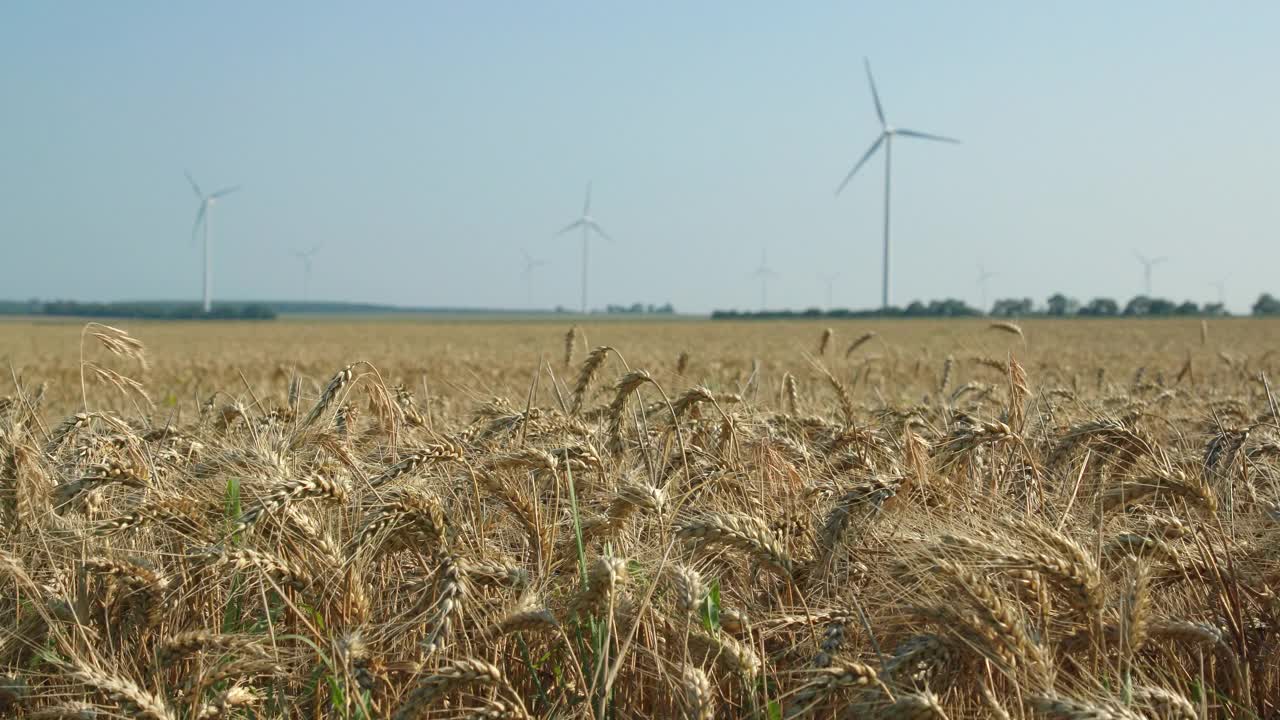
185, 171, 241, 313
836, 58, 959, 310
752, 250, 778, 311
555, 182, 613, 314
977, 263, 998, 313
292, 245, 322, 301
1135, 252, 1168, 296
520, 249, 547, 308
820, 272, 840, 309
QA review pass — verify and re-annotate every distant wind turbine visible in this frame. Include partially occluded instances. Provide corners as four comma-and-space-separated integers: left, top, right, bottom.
977, 264, 998, 313
292, 245, 322, 301
1135, 252, 1168, 296
1209, 276, 1227, 306
836, 58, 959, 311
819, 273, 839, 309
520, 249, 547, 308
555, 182, 613, 314
185, 171, 240, 314
752, 250, 778, 311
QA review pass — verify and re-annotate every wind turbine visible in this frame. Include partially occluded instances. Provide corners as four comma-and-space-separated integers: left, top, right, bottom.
1209, 276, 1227, 306
819, 273, 839, 309
835, 58, 959, 311
555, 182, 613, 314
752, 250, 778, 311
1134, 252, 1168, 296
977, 264, 998, 313
292, 245, 322, 302
520, 249, 547, 308
185, 171, 240, 314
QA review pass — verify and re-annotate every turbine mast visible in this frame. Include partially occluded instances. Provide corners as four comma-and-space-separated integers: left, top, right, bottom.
203, 203, 212, 314
581, 224, 589, 314
882, 134, 892, 310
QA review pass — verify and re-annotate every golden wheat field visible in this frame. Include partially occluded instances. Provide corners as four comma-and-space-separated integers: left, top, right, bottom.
1, 316, 1279, 719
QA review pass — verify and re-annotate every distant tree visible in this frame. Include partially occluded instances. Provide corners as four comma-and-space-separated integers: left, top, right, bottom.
1123, 296, 1153, 316
1046, 293, 1079, 316
1079, 298, 1119, 316
923, 299, 979, 317
904, 300, 927, 316
991, 298, 1034, 317
1254, 293, 1280, 315
1174, 301, 1200, 316
1203, 302, 1227, 316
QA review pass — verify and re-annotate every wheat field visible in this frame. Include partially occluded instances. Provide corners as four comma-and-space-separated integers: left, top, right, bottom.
1, 316, 1278, 719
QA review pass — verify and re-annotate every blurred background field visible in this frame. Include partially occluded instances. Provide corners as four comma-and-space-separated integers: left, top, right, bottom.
4, 316, 1277, 419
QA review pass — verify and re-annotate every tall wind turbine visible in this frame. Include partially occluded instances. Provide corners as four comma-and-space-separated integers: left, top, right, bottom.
977, 264, 998, 313
835, 58, 959, 311
520, 249, 546, 308
186, 171, 240, 313
555, 182, 613, 314
292, 245, 322, 301
752, 250, 778, 311
819, 273, 839, 309
1135, 252, 1168, 296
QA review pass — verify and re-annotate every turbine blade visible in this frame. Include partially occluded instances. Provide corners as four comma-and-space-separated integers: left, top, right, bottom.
864, 58, 885, 126
583, 182, 592, 216
190, 203, 207, 243
1153, 257, 1169, 265
895, 128, 960, 144
184, 171, 203, 198
556, 219, 586, 236
835, 134, 885, 195
588, 220, 613, 242
211, 185, 241, 198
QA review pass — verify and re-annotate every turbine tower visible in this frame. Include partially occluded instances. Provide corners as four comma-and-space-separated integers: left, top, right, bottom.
520, 248, 546, 308
555, 182, 613, 314
752, 250, 778, 311
836, 58, 959, 311
185, 171, 240, 314
1209, 277, 1227, 306
819, 273, 839, 309
977, 264, 998, 314
1135, 252, 1168, 296
292, 245, 322, 301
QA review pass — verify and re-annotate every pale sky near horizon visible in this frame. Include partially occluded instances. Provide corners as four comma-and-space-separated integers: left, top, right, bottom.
2, 2, 1278, 314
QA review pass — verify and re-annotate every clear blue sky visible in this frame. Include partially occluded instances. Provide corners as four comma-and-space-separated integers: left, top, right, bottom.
2, 2, 1277, 313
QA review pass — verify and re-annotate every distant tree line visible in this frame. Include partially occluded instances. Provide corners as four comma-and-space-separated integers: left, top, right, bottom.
0, 300, 275, 320
713, 293, 1280, 319
603, 302, 676, 315
551, 303, 676, 315
713, 298, 980, 320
